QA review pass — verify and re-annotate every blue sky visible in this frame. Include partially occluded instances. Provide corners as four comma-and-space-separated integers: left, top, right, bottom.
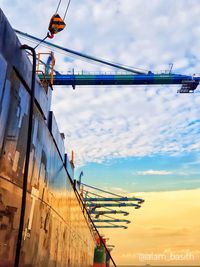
76, 152, 200, 192
1, 1, 200, 264
1, 0, 200, 193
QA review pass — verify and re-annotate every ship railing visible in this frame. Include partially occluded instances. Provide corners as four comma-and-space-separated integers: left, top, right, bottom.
72, 183, 117, 266
36, 52, 55, 85
53, 69, 185, 76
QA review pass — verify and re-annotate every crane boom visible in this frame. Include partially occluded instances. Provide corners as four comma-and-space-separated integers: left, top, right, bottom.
96, 225, 127, 229
89, 210, 129, 216
15, 30, 200, 92
15, 29, 146, 74
93, 219, 131, 224
84, 197, 144, 203
88, 203, 141, 208
47, 73, 200, 92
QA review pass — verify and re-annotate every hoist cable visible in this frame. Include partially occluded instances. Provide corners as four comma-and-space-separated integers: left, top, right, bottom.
55, 0, 62, 14
63, 0, 71, 20
34, 34, 48, 49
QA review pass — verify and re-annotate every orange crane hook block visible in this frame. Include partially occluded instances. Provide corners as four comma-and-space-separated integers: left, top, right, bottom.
48, 14, 66, 38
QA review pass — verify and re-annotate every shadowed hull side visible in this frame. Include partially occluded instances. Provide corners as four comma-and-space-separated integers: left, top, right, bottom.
0, 8, 95, 267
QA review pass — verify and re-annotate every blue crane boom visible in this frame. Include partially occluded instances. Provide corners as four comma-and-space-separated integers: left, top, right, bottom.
93, 219, 131, 224
88, 203, 141, 209
81, 183, 126, 198
89, 210, 129, 216
50, 73, 200, 93
15, 29, 200, 93
96, 225, 127, 229
84, 197, 144, 204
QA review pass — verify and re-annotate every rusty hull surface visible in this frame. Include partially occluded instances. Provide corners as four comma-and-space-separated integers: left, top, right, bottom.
0, 8, 95, 267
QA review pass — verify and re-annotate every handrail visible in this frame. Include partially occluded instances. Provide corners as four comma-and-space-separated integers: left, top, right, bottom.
73, 184, 117, 267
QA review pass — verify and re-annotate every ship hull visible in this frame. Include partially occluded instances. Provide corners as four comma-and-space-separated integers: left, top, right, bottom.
0, 8, 95, 266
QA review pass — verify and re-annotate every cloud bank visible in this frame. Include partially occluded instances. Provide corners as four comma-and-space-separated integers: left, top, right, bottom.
2, 0, 200, 166
137, 170, 173, 175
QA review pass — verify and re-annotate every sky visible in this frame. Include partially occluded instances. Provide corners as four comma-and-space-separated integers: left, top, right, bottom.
1, 0, 200, 265
105, 188, 200, 266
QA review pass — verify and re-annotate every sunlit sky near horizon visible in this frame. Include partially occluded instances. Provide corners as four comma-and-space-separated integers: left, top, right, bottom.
1, 0, 200, 265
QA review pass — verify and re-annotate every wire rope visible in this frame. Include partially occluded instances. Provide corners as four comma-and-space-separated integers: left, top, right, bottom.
63, 0, 71, 20
55, 0, 62, 14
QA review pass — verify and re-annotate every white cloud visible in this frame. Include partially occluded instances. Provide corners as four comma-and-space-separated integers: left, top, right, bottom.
1, 0, 200, 166
137, 170, 173, 176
